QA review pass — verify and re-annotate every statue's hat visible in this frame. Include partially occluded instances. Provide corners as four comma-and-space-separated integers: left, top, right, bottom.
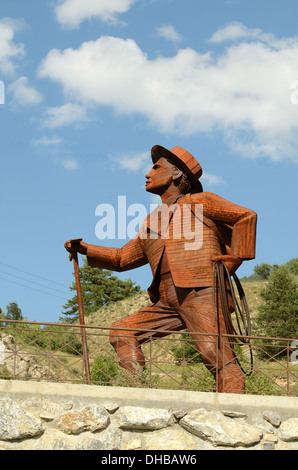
151, 145, 203, 193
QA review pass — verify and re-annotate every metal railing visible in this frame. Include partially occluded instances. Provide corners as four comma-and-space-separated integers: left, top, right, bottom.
0, 319, 297, 396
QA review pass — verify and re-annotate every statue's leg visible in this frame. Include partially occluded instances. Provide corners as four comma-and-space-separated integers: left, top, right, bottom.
177, 286, 245, 394
109, 302, 185, 375
109, 322, 146, 374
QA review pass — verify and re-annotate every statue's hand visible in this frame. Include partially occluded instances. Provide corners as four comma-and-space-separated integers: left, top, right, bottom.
211, 255, 242, 276
64, 239, 88, 256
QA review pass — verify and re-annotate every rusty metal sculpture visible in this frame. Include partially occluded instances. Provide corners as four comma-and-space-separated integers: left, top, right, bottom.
65, 145, 257, 393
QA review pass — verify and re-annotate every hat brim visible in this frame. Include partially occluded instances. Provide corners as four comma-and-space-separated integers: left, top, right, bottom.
151, 145, 203, 193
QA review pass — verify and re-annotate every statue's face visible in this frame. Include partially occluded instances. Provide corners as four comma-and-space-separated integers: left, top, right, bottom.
145, 157, 176, 195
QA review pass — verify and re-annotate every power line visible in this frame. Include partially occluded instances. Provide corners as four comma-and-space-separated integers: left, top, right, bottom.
0, 261, 70, 288
0, 269, 68, 295
0, 276, 67, 301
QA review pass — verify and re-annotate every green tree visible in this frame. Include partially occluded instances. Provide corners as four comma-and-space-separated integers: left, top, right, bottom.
5, 302, 23, 321
253, 263, 273, 280
61, 257, 141, 323
255, 266, 298, 339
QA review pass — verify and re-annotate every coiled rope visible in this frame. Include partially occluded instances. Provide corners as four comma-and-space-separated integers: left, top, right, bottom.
213, 260, 253, 376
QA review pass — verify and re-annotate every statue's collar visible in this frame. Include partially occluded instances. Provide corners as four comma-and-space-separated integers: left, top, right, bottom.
163, 194, 184, 206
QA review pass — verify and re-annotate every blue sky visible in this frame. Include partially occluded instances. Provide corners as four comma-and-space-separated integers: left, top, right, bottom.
0, 0, 297, 322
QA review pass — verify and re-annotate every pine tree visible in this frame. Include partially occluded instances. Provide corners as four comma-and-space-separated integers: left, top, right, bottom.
5, 302, 23, 321
60, 257, 141, 323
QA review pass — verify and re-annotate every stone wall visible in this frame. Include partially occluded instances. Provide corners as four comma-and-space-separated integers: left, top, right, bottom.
0, 380, 297, 450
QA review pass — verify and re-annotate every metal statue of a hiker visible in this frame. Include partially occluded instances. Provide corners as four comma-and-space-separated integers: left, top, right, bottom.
65, 145, 257, 393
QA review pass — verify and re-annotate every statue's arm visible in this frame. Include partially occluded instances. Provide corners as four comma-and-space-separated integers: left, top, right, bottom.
190, 192, 257, 274
65, 237, 147, 272
193, 192, 257, 259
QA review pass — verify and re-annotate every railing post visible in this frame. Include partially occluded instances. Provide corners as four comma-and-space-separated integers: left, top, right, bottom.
149, 333, 153, 388
216, 333, 219, 393
287, 340, 290, 396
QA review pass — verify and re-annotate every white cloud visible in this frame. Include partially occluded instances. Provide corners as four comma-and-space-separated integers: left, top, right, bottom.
208, 21, 296, 50
55, 0, 137, 29
33, 135, 63, 146
61, 159, 79, 170
115, 151, 150, 172
157, 24, 182, 44
201, 172, 226, 186
0, 18, 25, 76
8, 76, 42, 107
38, 25, 298, 161
42, 103, 88, 128
208, 22, 267, 44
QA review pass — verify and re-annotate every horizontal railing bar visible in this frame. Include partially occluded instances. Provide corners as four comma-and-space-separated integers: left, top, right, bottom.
1, 320, 297, 343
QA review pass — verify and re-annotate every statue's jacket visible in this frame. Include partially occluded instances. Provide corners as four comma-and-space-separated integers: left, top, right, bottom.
87, 192, 257, 289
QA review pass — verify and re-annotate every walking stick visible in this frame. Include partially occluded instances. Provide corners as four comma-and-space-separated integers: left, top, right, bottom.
68, 239, 91, 384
